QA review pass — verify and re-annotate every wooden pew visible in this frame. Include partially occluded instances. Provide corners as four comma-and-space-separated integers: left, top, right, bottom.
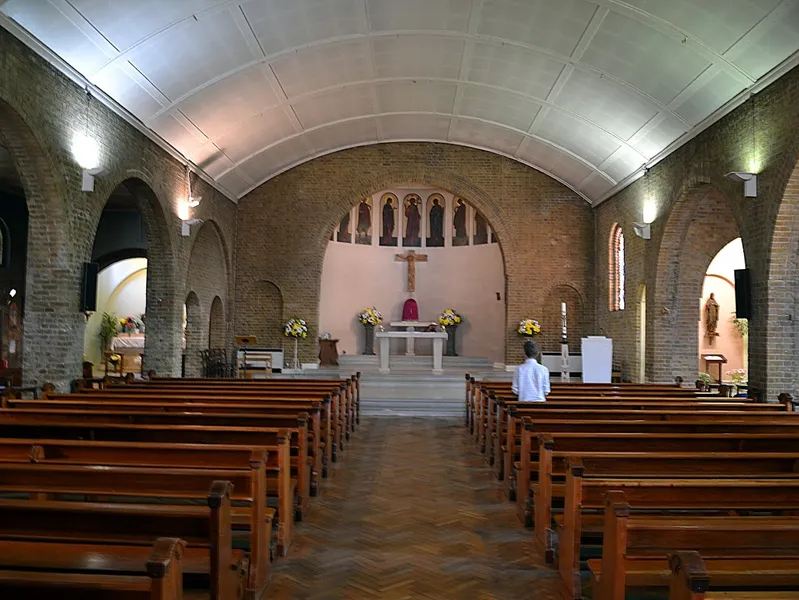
590, 491, 799, 600
0, 437, 294, 557
0, 416, 311, 522
0, 537, 186, 600
668, 551, 799, 600
557, 465, 799, 599
0, 466, 266, 599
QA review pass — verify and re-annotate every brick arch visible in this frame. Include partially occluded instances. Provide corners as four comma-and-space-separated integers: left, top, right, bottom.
539, 283, 587, 353
652, 183, 740, 383
91, 176, 180, 376
236, 280, 284, 350
0, 96, 77, 388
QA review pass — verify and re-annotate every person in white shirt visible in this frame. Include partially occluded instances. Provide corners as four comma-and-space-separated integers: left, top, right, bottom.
512, 340, 551, 402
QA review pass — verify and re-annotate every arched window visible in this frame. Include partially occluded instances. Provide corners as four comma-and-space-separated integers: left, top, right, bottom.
609, 224, 625, 311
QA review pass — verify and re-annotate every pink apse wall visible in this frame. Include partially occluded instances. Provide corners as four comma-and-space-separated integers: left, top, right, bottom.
318, 187, 506, 363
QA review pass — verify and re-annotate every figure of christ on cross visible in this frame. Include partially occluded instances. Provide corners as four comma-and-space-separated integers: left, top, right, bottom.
395, 249, 428, 292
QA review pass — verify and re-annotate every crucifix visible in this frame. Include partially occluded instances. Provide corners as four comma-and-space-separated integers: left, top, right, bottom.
395, 249, 428, 292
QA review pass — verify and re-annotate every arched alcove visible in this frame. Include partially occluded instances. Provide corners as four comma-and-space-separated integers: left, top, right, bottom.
540, 284, 585, 354
209, 296, 225, 349
237, 280, 284, 349
637, 282, 647, 383
320, 186, 507, 362
653, 183, 741, 383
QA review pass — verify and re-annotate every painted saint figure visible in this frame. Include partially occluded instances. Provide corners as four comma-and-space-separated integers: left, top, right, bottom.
381, 197, 396, 246
428, 197, 444, 247
705, 293, 720, 337
356, 199, 371, 244
453, 198, 468, 246
404, 197, 421, 246
474, 211, 488, 245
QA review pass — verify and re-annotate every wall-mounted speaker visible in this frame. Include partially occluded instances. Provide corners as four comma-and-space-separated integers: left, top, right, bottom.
80, 262, 99, 312
734, 268, 752, 320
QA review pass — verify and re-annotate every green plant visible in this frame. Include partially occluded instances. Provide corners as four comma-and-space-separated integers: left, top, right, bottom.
732, 314, 749, 337
99, 312, 119, 351
698, 372, 713, 386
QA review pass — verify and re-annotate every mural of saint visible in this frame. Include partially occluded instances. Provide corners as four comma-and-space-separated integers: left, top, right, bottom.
427, 195, 444, 247
403, 195, 422, 247
356, 198, 372, 245
380, 194, 398, 247
453, 198, 468, 246
337, 209, 351, 243
474, 211, 488, 245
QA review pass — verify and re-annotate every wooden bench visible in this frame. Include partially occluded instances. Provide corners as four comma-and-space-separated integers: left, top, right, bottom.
557, 466, 799, 599
669, 551, 799, 600
589, 491, 799, 600
0, 537, 186, 600
0, 464, 267, 599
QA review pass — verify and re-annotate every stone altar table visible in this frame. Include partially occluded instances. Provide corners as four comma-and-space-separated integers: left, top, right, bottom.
389, 321, 437, 356
375, 331, 448, 374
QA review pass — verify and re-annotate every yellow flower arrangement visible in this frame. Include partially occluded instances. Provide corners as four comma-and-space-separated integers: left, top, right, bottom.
517, 318, 541, 337
439, 308, 463, 326
358, 307, 383, 326
284, 317, 308, 339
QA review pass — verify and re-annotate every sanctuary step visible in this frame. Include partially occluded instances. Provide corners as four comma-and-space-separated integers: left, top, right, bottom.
338, 354, 495, 374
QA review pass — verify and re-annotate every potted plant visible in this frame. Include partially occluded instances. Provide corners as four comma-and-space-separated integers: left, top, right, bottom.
697, 371, 713, 392
99, 312, 119, 353
439, 308, 463, 356
357, 307, 382, 355
727, 368, 747, 396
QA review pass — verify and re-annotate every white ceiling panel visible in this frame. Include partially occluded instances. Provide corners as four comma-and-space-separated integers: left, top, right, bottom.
581, 10, 713, 105
458, 87, 541, 132
467, 42, 565, 99
449, 119, 525, 157
378, 114, 453, 140
368, 0, 471, 33
242, 0, 365, 57
293, 87, 376, 130
126, 9, 257, 101
3, 0, 796, 203
372, 36, 465, 80
556, 69, 659, 140
377, 82, 457, 114
478, 0, 599, 57
271, 40, 373, 98
175, 65, 281, 138
535, 111, 621, 167
212, 107, 297, 163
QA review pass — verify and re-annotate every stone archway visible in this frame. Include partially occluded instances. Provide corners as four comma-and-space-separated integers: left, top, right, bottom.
652, 183, 741, 383
209, 296, 225, 349
0, 97, 76, 389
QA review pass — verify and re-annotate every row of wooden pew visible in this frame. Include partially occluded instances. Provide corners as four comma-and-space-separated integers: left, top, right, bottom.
0, 373, 361, 600
465, 375, 799, 600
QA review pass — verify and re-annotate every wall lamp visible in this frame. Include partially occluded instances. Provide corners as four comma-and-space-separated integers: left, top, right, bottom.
181, 218, 203, 237
632, 222, 651, 240
726, 172, 758, 198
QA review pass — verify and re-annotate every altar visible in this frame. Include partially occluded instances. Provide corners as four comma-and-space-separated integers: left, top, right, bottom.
389, 321, 437, 356
375, 331, 448, 374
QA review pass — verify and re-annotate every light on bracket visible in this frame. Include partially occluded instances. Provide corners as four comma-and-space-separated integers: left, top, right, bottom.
81, 167, 105, 192
632, 222, 651, 240
181, 218, 203, 237
726, 172, 758, 198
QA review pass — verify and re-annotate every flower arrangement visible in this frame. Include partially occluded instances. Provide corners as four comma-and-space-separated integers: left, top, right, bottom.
727, 368, 747, 385
108, 353, 122, 365
357, 307, 383, 326
517, 318, 541, 337
439, 308, 462, 327
119, 316, 141, 333
284, 317, 308, 339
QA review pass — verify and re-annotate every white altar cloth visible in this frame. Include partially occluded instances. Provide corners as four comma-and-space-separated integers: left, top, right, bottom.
388, 321, 437, 356
111, 334, 145, 351
375, 331, 448, 374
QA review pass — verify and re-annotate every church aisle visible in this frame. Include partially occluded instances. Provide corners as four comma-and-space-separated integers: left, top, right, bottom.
264, 418, 559, 599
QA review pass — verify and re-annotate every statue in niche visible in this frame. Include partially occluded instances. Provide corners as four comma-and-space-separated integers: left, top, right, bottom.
337, 209, 351, 243
427, 196, 444, 247
705, 293, 720, 338
404, 195, 421, 247
473, 211, 488, 245
453, 198, 468, 246
380, 195, 397, 246
356, 198, 372, 245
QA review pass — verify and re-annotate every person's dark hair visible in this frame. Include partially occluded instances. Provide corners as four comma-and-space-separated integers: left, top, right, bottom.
524, 340, 539, 359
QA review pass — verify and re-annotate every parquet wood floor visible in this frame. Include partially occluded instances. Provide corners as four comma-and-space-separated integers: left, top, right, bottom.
263, 417, 558, 599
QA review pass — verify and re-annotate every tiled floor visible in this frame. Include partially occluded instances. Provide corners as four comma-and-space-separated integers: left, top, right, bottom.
264, 417, 559, 599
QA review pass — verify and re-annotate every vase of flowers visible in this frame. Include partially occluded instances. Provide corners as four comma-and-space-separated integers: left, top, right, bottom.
727, 368, 747, 396
439, 308, 463, 356
517, 318, 541, 338
357, 307, 382, 355
283, 317, 308, 370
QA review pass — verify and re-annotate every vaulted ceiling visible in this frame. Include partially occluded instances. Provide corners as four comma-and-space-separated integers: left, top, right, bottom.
2, 0, 798, 203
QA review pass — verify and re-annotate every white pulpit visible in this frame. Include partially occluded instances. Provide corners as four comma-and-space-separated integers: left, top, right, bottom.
389, 321, 437, 356
581, 336, 613, 383
375, 331, 448, 374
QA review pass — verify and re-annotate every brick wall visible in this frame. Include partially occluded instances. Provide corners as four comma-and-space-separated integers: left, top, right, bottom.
0, 29, 236, 389
235, 143, 595, 365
